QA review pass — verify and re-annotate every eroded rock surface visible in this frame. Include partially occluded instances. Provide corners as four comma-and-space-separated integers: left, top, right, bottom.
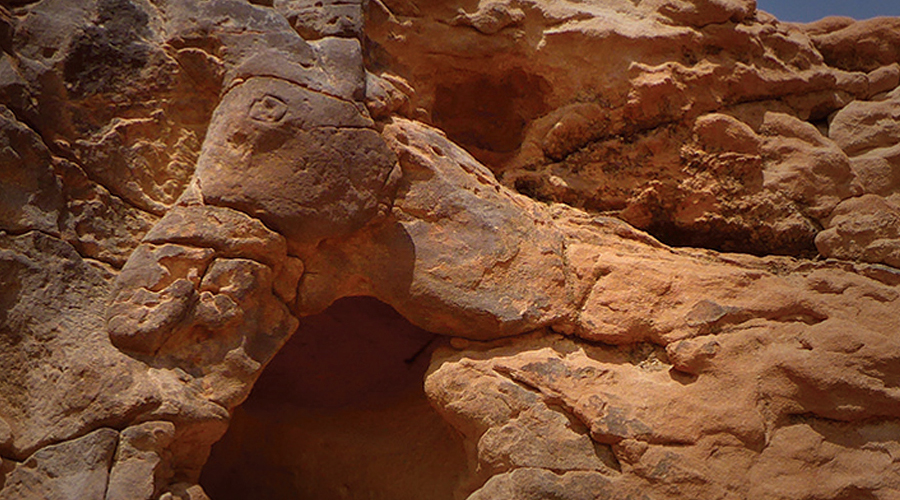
1, 0, 899, 499
364, 0, 900, 257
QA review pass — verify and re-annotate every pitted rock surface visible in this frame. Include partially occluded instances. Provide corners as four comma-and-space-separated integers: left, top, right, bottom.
1, 1, 900, 499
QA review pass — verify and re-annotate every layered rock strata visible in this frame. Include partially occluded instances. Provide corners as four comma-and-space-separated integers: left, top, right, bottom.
0, 0, 899, 499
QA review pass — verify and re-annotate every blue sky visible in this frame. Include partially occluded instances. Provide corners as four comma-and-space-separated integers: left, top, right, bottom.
756, 0, 900, 23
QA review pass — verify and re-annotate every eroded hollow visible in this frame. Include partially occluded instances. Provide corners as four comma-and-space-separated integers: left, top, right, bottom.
432, 68, 550, 157
200, 296, 469, 500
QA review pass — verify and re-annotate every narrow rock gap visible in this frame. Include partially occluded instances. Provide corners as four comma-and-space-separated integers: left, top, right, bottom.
199, 296, 470, 500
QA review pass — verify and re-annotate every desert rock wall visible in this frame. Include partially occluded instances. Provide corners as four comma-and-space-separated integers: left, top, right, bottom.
0, 0, 899, 499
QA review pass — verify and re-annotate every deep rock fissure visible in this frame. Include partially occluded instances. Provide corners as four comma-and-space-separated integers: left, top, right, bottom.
199, 296, 471, 500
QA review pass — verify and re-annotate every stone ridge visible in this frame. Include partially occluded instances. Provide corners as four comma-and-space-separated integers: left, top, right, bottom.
0, 0, 898, 499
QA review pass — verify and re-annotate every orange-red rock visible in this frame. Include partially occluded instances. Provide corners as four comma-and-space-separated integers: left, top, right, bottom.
0, 0, 899, 499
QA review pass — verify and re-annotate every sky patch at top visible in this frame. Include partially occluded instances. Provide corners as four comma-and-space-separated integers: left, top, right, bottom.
756, 0, 900, 23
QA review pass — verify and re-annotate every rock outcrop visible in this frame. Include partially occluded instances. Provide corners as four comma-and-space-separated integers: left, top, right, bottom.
1, 0, 900, 499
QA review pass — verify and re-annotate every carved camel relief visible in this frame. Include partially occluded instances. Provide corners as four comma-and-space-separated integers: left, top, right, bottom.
93, 3, 900, 498
105, 0, 571, 410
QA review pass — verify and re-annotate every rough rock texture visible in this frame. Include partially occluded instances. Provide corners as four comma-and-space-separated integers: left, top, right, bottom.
364, 0, 893, 256
1, 0, 899, 499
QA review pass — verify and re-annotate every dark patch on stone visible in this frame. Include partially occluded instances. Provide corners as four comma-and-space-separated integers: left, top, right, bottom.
200, 296, 469, 500
62, 0, 152, 98
432, 68, 550, 156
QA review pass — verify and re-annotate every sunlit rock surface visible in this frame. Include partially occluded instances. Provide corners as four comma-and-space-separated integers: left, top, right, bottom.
1, 0, 900, 499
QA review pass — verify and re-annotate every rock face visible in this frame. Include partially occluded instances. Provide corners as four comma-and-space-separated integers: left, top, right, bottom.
1, 0, 899, 499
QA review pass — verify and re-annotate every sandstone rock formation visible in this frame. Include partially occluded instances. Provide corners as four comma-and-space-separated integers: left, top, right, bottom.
1, 0, 900, 499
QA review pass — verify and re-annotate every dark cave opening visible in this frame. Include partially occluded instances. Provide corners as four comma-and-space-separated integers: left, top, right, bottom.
431, 68, 550, 159
199, 296, 470, 500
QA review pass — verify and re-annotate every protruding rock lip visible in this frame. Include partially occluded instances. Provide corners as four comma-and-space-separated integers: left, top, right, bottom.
226, 48, 328, 95
223, 38, 366, 103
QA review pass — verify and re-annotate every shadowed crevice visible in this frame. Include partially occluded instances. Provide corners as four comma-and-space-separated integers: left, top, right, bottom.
199, 296, 471, 500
